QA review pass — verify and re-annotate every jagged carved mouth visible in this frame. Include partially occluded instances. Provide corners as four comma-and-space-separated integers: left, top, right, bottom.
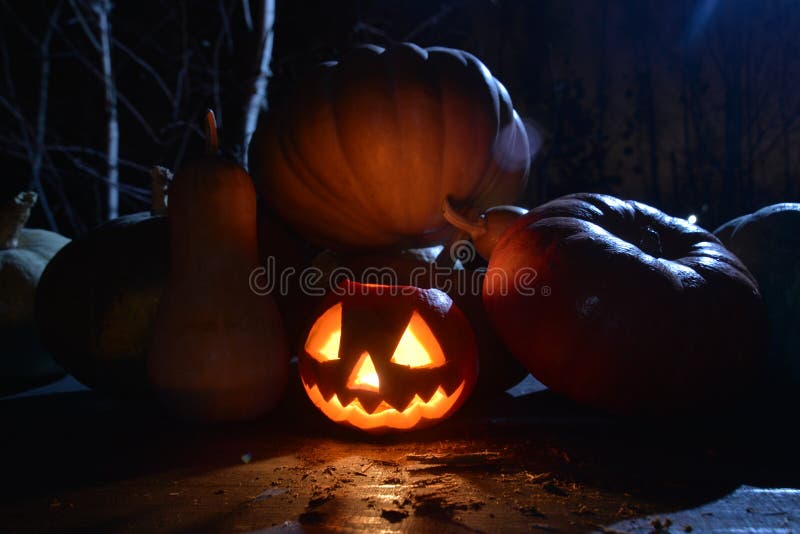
302, 381, 467, 431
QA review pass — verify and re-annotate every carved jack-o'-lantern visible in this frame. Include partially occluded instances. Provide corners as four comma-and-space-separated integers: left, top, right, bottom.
299, 281, 478, 433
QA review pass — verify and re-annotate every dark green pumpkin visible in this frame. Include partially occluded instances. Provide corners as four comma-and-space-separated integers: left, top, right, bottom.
715, 203, 800, 387
35, 168, 170, 397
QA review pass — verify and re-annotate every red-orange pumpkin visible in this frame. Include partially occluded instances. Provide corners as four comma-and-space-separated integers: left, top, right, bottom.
299, 280, 478, 433
249, 42, 530, 250
477, 194, 766, 415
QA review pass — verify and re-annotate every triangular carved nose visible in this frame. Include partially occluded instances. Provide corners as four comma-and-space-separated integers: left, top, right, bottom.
347, 352, 380, 393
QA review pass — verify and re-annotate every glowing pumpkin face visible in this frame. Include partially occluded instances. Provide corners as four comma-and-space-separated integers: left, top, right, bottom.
299, 281, 478, 433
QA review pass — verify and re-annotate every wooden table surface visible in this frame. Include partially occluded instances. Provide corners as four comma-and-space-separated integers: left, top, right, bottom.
1, 371, 798, 533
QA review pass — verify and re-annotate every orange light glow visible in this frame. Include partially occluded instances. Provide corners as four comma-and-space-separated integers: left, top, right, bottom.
303, 380, 467, 431
305, 303, 342, 361
347, 352, 380, 392
389, 311, 445, 368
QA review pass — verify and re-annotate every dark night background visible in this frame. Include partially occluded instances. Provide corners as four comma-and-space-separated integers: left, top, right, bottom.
2, 0, 799, 236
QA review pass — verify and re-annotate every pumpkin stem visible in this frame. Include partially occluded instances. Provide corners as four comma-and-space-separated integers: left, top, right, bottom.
149, 166, 172, 216
0, 191, 37, 249
639, 225, 664, 258
204, 109, 219, 156
442, 196, 486, 239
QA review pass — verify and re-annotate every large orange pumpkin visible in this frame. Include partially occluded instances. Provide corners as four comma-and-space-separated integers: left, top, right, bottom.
249, 43, 530, 250
299, 280, 478, 433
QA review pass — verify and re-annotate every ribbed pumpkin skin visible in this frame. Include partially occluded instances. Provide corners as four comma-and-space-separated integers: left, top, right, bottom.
148, 157, 290, 423
715, 203, 800, 387
483, 193, 767, 415
35, 213, 167, 397
249, 43, 530, 251
1, 228, 69, 395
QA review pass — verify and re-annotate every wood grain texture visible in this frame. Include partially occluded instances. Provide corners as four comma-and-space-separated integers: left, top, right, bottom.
1, 370, 797, 533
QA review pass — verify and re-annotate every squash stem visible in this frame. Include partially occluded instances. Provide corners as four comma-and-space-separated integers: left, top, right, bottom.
149, 166, 172, 216
204, 109, 219, 156
638, 225, 664, 258
442, 196, 486, 238
0, 192, 37, 249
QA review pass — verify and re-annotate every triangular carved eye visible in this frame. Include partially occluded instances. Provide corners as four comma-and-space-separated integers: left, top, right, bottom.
390, 311, 446, 368
305, 303, 342, 362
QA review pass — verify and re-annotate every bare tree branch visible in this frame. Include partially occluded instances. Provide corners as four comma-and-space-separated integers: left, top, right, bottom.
218, 0, 235, 52
91, 0, 120, 219
241, 0, 253, 31
64, 154, 150, 203
53, 20, 163, 144
352, 22, 395, 45
403, 2, 456, 42
29, 1, 64, 231
111, 37, 174, 102
46, 144, 151, 173
2, 135, 151, 206
0, 0, 40, 47
0, 95, 30, 128
0, 14, 60, 231
211, 0, 239, 130
67, 0, 101, 51
173, 0, 191, 120
240, 0, 274, 168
